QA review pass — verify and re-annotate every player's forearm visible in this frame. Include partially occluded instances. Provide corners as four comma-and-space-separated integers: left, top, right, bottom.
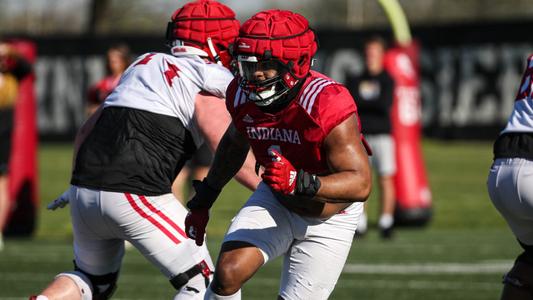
313, 170, 372, 203
234, 150, 261, 191
206, 126, 250, 190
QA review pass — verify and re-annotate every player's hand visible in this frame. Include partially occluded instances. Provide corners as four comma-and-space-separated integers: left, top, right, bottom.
185, 208, 209, 246
262, 149, 297, 195
47, 189, 71, 210
185, 179, 221, 246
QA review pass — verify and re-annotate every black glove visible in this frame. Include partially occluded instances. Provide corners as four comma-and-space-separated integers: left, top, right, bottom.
186, 178, 222, 210
184, 178, 222, 246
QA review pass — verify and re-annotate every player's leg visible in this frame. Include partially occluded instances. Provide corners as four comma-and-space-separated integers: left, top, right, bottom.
112, 192, 214, 298
35, 268, 119, 300
32, 186, 124, 300
205, 242, 264, 298
378, 174, 395, 238
206, 183, 295, 298
34, 273, 92, 300
278, 202, 363, 300
487, 158, 533, 299
373, 134, 396, 239
501, 242, 533, 300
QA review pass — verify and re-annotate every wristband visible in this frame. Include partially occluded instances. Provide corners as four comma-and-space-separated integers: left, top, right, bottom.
186, 178, 222, 210
295, 170, 321, 197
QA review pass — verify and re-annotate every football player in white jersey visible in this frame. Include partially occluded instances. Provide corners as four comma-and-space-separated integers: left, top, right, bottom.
30, 1, 259, 300
487, 54, 533, 299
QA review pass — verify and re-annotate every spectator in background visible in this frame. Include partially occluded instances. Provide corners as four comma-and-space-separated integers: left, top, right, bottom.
346, 36, 396, 239
487, 54, 533, 300
0, 40, 32, 251
86, 43, 131, 116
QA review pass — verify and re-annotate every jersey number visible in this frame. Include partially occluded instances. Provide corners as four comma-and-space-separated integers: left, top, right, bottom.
134, 53, 156, 66
134, 53, 181, 87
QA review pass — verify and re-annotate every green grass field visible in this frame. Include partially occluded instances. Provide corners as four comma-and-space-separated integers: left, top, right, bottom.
0, 140, 519, 299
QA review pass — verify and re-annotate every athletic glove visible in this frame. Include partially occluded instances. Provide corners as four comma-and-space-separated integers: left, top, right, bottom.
47, 189, 71, 210
262, 149, 321, 197
262, 149, 298, 195
185, 179, 221, 246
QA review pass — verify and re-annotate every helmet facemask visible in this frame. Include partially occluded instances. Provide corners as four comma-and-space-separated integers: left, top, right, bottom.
237, 55, 294, 107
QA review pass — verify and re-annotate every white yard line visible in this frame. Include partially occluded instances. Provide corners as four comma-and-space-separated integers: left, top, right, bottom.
343, 261, 512, 274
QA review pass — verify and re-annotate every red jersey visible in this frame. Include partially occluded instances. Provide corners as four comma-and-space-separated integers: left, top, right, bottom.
227, 71, 361, 175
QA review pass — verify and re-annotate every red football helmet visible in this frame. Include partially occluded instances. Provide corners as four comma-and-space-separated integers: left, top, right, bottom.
234, 10, 318, 106
166, 0, 240, 68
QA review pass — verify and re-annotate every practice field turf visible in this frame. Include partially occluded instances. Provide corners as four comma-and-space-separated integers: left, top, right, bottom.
0, 140, 519, 299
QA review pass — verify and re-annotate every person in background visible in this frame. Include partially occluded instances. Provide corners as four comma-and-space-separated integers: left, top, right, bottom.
0, 40, 32, 251
30, 1, 259, 299
346, 36, 396, 239
86, 43, 131, 116
487, 54, 533, 300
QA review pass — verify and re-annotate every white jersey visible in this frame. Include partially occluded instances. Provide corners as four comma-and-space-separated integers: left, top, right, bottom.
104, 52, 234, 146
502, 54, 533, 134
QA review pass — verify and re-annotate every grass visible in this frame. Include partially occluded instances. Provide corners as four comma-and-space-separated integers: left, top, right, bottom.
0, 139, 519, 299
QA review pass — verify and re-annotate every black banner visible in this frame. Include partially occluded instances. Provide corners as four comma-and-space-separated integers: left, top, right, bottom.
28, 19, 533, 140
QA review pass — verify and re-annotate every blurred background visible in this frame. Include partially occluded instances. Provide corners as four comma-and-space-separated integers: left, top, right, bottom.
1, 0, 532, 139
1, 0, 533, 299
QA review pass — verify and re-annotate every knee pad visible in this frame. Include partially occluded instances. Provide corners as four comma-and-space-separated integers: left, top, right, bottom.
170, 260, 212, 291
73, 263, 120, 300
55, 272, 93, 300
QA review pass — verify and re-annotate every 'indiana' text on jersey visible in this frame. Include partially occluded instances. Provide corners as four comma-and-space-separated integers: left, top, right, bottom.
245, 127, 302, 144
226, 71, 363, 175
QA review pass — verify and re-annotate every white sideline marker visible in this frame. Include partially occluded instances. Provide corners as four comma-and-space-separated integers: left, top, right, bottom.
343, 261, 513, 274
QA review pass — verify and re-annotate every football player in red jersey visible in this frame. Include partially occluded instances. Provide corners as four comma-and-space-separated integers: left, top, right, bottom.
185, 9, 372, 299
30, 1, 260, 300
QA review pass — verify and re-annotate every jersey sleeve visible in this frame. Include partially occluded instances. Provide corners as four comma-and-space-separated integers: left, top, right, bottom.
316, 84, 358, 136
515, 54, 533, 101
202, 63, 234, 99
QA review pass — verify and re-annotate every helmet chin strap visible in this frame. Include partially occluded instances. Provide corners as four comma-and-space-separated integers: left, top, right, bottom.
206, 37, 223, 66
